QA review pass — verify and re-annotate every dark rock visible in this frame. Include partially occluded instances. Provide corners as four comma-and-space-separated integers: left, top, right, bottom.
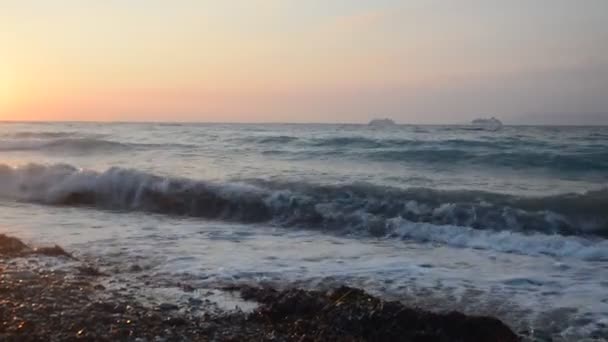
77, 265, 107, 276
158, 303, 179, 311
240, 285, 520, 342
89, 301, 127, 314
31, 245, 74, 259
164, 317, 187, 326
0, 234, 29, 255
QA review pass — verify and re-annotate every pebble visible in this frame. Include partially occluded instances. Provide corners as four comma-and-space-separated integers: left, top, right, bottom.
0, 234, 521, 341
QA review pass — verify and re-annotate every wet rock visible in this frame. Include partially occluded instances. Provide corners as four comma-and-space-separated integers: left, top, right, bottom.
164, 317, 187, 326
0, 234, 29, 255
31, 245, 74, 259
89, 301, 127, 314
0, 234, 520, 341
158, 303, 179, 311
77, 265, 106, 276
239, 285, 520, 342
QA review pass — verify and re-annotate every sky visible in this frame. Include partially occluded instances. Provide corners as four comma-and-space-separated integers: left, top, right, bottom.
1, 0, 607, 124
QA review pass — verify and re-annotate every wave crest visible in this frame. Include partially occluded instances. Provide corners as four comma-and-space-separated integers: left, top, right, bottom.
1, 163, 606, 241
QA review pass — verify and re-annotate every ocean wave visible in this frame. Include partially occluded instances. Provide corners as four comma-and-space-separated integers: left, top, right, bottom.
310, 136, 388, 148
7, 131, 83, 139
0, 163, 606, 242
262, 146, 608, 172
255, 136, 299, 144
363, 149, 608, 172
0, 138, 131, 153
390, 219, 608, 260
228, 134, 608, 173
248, 135, 558, 150
0, 138, 197, 154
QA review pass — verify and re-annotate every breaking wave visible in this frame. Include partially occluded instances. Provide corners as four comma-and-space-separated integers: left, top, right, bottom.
390, 219, 608, 260
1, 163, 607, 259
1, 163, 606, 234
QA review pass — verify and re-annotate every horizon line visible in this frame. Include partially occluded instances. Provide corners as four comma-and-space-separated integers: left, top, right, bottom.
1, 119, 607, 127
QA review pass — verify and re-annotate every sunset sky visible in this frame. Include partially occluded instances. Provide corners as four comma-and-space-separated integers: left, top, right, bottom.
1, 0, 607, 124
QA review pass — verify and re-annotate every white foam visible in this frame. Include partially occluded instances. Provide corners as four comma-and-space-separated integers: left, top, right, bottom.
389, 218, 608, 260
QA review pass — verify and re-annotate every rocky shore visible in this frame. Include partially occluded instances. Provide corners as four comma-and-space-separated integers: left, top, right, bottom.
0, 234, 519, 341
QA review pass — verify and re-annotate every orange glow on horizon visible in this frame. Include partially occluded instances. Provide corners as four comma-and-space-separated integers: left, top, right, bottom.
1, 2, 606, 124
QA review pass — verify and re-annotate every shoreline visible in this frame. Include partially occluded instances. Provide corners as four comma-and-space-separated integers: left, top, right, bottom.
0, 234, 519, 341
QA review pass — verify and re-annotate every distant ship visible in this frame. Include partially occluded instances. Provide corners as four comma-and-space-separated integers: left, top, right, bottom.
470, 117, 503, 131
368, 118, 397, 127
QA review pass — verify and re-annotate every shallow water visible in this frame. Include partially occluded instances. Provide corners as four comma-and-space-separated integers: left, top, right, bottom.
1, 122, 607, 340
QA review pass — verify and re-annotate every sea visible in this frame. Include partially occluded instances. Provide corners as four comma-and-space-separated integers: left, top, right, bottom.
0, 122, 607, 341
